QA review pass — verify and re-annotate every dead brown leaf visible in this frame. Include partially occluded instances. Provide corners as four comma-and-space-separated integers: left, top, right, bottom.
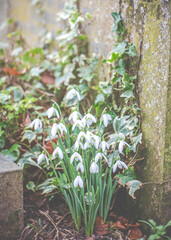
3, 66, 22, 76
111, 221, 126, 230
24, 114, 31, 127
44, 138, 58, 154
118, 216, 128, 225
41, 73, 55, 84
128, 227, 143, 240
94, 216, 108, 235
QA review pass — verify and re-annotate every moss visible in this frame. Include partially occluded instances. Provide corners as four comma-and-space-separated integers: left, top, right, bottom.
122, 0, 170, 223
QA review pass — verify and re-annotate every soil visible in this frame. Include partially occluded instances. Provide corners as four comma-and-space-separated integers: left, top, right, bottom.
19, 191, 140, 240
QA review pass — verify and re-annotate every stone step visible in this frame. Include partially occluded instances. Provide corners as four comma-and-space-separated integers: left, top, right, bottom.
0, 154, 23, 240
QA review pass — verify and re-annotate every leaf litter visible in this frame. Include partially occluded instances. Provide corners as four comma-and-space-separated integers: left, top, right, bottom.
19, 191, 145, 240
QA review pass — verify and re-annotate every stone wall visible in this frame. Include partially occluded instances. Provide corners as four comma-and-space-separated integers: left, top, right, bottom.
0, 0, 170, 224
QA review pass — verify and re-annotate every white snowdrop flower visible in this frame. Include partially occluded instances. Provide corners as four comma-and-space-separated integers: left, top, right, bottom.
100, 141, 110, 152
37, 153, 49, 165
47, 107, 59, 119
83, 141, 92, 149
69, 111, 82, 123
72, 120, 83, 131
74, 176, 83, 188
30, 118, 42, 130
86, 131, 94, 142
83, 113, 96, 128
52, 147, 63, 159
102, 114, 112, 127
118, 140, 130, 154
58, 123, 67, 135
51, 123, 58, 137
95, 152, 108, 163
76, 162, 84, 173
70, 152, 83, 164
112, 160, 128, 173
81, 117, 86, 127
66, 89, 81, 101
74, 140, 84, 151
90, 162, 99, 173
77, 131, 87, 142
91, 135, 101, 149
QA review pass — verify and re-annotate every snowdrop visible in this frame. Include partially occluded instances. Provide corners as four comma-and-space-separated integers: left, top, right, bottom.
83, 141, 92, 149
47, 107, 59, 119
102, 114, 112, 127
70, 152, 83, 164
118, 140, 130, 154
91, 135, 101, 149
77, 131, 87, 143
51, 122, 67, 137
58, 123, 67, 135
66, 89, 81, 101
100, 141, 110, 152
112, 160, 128, 173
90, 162, 99, 173
73, 175, 83, 188
69, 111, 82, 123
86, 131, 100, 149
76, 162, 84, 173
74, 140, 84, 151
83, 113, 96, 128
51, 123, 58, 137
37, 153, 49, 165
95, 152, 108, 163
72, 120, 83, 131
52, 147, 63, 159
30, 118, 42, 130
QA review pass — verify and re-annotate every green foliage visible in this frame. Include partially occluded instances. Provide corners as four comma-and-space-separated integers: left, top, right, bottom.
139, 219, 171, 240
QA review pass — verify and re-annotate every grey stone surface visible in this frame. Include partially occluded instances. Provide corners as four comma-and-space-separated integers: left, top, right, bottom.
80, 0, 171, 224
0, 0, 9, 41
0, 154, 23, 239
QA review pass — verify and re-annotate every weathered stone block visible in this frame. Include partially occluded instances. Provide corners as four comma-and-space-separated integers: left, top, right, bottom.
0, 154, 23, 240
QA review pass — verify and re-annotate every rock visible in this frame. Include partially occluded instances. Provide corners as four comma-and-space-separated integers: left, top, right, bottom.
0, 154, 23, 240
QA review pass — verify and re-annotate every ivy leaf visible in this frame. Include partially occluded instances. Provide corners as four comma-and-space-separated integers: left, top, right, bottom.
127, 45, 136, 57
130, 134, 142, 152
1, 149, 18, 162
11, 47, 23, 56
116, 167, 136, 186
95, 93, 105, 104
22, 130, 37, 143
55, 72, 75, 86
107, 52, 120, 63
120, 90, 133, 98
126, 180, 142, 199
77, 66, 94, 82
113, 116, 132, 135
18, 152, 41, 169
1, 144, 21, 162
78, 83, 89, 94
30, 67, 44, 77
0, 92, 11, 103
112, 41, 127, 55
116, 174, 133, 187
111, 12, 124, 34
26, 181, 36, 192
99, 82, 112, 95
13, 87, 23, 102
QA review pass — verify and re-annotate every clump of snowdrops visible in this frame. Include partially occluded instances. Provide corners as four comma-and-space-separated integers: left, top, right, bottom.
30, 88, 130, 236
